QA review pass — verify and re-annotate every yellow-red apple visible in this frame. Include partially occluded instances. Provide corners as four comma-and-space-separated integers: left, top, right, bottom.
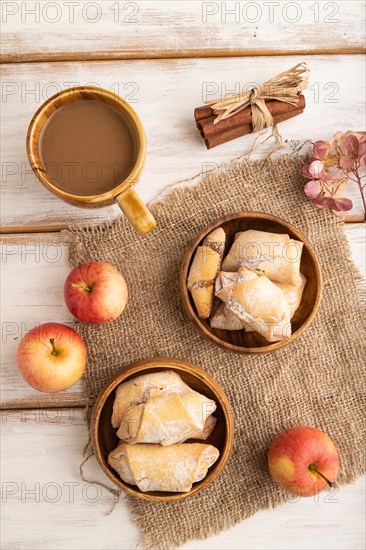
268, 426, 340, 496
16, 323, 87, 393
64, 261, 128, 324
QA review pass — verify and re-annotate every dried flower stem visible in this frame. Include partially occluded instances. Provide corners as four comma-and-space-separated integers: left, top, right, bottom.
354, 169, 366, 220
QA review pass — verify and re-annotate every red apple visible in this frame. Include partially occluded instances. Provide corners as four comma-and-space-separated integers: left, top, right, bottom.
16, 323, 87, 393
268, 426, 340, 497
64, 261, 128, 324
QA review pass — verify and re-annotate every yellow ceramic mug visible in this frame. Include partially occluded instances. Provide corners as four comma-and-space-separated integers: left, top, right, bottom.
26, 86, 156, 236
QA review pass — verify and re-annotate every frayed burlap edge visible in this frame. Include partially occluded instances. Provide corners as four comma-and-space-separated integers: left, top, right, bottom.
63, 155, 365, 550
126, 472, 364, 550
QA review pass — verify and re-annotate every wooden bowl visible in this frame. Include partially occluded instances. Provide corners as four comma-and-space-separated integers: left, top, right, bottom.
91, 357, 234, 502
180, 211, 322, 353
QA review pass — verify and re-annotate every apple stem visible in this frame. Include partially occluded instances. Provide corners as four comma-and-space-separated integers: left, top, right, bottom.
309, 464, 333, 487
49, 339, 57, 356
316, 471, 333, 488
69, 282, 92, 293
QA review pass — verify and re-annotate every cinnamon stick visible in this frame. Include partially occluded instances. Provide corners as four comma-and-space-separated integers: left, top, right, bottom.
195, 95, 305, 149
201, 109, 303, 149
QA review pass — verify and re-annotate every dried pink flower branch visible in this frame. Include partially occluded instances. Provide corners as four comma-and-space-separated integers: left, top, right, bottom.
301, 131, 366, 218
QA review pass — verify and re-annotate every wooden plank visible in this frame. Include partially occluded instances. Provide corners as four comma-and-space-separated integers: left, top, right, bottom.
3, 48, 366, 64
1, 224, 364, 409
1, 1, 364, 63
0, 408, 138, 549
343, 223, 366, 278
1, 407, 365, 549
1, 54, 365, 232
0, 233, 85, 409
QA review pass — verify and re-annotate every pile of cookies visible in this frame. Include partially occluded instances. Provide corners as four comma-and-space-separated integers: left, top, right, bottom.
108, 370, 219, 492
187, 228, 306, 343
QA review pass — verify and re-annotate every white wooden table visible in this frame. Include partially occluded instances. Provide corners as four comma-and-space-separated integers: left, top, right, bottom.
1, 2, 365, 548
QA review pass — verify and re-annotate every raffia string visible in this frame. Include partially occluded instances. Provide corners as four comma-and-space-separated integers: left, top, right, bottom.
206, 62, 309, 132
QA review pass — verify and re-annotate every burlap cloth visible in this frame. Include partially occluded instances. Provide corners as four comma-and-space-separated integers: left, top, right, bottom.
66, 157, 366, 549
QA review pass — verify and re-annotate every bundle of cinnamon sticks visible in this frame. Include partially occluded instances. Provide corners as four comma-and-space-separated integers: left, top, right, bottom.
195, 94, 305, 149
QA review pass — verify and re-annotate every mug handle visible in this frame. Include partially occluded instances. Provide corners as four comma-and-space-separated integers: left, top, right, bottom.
115, 188, 156, 236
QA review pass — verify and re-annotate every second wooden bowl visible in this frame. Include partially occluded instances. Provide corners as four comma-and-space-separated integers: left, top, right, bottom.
180, 211, 322, 353
91, 357, 234, 502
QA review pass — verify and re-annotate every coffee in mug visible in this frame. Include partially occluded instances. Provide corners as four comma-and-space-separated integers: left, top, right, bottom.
27, 87, 156, 236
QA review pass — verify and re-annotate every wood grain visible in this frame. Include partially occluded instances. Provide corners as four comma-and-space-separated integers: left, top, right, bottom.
1, 3, 365, 545
1, 1, 365, 63
1, 407, 365, 549
1, 225, 364, 409
1, 55, 365, 232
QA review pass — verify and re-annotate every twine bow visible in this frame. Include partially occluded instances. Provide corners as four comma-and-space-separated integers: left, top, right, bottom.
206, 62, 310, 132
